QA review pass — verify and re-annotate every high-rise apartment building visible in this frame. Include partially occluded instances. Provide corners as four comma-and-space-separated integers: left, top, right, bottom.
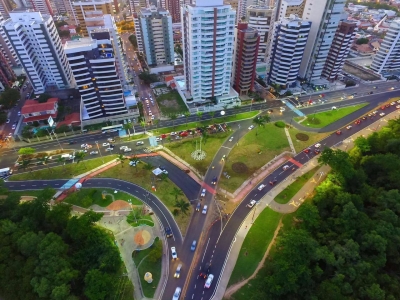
48, 0, 74, 16
166, 0, 180, 23
133, 12, 144, 53
2, 11, 74, 94
322, 21, 356, 81
268, 14, 310, 88
371, 19, 400, 75
276, 0, 305, 19
0, 0, 15, 19
64, 32, 127, 119
299, 0, 345, 83
72, 0, 114, 36
246, 5, 273, 63
0, 50, 15, 91
138, 6, 174, 66
224, 0, 238, 21
232, 22, 260, 95
25, 0, 54, 15
86, 14, 128, 85
182, 0, 238, 104
0, 12, 20, 67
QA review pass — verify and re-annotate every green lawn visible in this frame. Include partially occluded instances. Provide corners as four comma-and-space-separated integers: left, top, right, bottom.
7, 190, 54, 198
132, 237, 162, 298
96, 161, 192, 235
120, 133, 148, 142
155, 90, 188, 115
165, 132, 230, 175
127, 213, 154, 227
228, 208, 282, 286
219, 123, 291, 193
288, 128, 329, 153
294, 103, 368, 128
63, 188, 142, 208
274, 166, 320, 204
10, 155, 117, 181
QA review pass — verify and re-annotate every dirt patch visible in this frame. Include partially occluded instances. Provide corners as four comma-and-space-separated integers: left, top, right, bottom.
134, 229, 151, 246
159, 99, 181, 110
343, 62, 381, 81
295, 133, 309, 141
106, 200, 130, 211
231, 162, 248, 174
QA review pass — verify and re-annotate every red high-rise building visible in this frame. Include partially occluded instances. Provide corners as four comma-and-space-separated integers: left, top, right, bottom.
166, 0, 180, 23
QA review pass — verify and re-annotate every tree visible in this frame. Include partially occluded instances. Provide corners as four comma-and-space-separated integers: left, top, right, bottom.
138, 71, 159, 84
170, 187, 183, 202
140, 120, 146, 133
84, 269, 115, 300
143, 163, 153, 171
233, 105, 240, 117
56, 156, 66, 170
184, 111, 191, 128
262, 114, 271, 124
154, 119, 160, 129
123, 122, 133, 137
37, 156, 51, 173
170, 113, 178, 129
174, 44, 183, 56
0, 112, 7, 125
37, 93, 51, 103
147, 240, 162, 263
19, 159, 32, 172
174, 199, 190, 215
128, 34, 138, 49
117, 154, 126, 167
74, 151, 86, 168
129, 156, 140, 172
18, 147, 36, 157
0, 87, 20, 109
209, 111, 215, 123
252, 116, 265, 135
196, 111, 203, 122
356, 38, 369, 45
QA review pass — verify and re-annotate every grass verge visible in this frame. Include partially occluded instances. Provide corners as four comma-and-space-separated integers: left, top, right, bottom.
96, 161, 192, 235
155, 90, 188, 115
63, 188, 142, 208
10, 155, 116, 181
288, 128, 328, 153
294, 103, 368, 128
132, 237, 162, 298
274, 166, 320, 204
228, 208, 282, 286
127, 214, 154, 227
165, 132, 230, 175
219, 123, 290, 193
7, 190, 53, 198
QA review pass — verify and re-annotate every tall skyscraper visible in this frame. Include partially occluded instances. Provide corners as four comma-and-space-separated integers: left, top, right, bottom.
48, 0, 74, 16
267, 14, 310, 88
2, 11, 74, 94
276, 0, 305, 19
133, 12, 144, 53
72, 0, 115, 36
371, 19, 400, 75
232, 22, 260, 95
0, 50, 16, 91
25, 0, 54, 15
138, 6, 174, 66
322, 21, 356, 81
166, 0, 180, 23
182, 0, 238, 104
299, 0, 345, 83
0, 11, 20, 67
0, 0, 15, 19
64, 32, 128, 119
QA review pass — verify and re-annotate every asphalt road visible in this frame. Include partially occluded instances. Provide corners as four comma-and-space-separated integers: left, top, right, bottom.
184, 97, 400, 300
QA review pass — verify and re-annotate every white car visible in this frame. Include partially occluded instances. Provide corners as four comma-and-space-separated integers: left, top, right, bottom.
156, 137, 161, 141
136, 141, 144, 145
172, 287, 181, 300
174, 264, 182, 278
105, 148, 113, 152
17, 111, 21, 116
204, 274, 214, 288
123, 148, 132, 152
120, 145, 128, 150
89, 151, 98, 155
283, 165, 289, 170
151, 115, 155, 120
202, 205, 208, 215
228, 136, 234, 142
129, 160, 138, 166
171, 247, 178, 260
391, 102, 396, 106
81, 143, 88, 148
247, 200, 256, 208
248, 125, 254, 130
11, 124, 16, 130
258, 184, 266, 191
107, 138, 115, 142
6, 119, 10, 123
200, 188, 206, 197
170, 132, 177, 136
102, 142, 110, 147
314, 143, 321, 148
380, 113, 385, 117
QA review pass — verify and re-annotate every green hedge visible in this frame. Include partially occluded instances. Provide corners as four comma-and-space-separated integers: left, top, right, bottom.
275, 121, 286, 128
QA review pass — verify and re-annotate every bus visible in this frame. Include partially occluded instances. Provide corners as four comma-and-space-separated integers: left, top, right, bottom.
101, 124, 123, 133
0, 167, 12, 179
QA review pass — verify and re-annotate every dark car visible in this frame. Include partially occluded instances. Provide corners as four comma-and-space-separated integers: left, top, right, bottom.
314, 149, 321, 155
362, 116, 367, 120
200, 262, 211, 279
211, 176, 217, 185
68, 141, 77, 144
165, 227, 173, 238
269, 179, 277, 186
196, 202, 201, 211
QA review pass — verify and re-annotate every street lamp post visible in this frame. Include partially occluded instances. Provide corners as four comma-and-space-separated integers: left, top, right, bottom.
95, 141, 104, 163
51, 130, 63, 150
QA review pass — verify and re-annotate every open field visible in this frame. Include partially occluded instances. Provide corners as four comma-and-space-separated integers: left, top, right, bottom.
288, 128, 328, 153
155, 90, 188, 115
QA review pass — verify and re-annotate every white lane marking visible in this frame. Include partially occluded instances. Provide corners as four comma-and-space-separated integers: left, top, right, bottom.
201, 238, 210, 263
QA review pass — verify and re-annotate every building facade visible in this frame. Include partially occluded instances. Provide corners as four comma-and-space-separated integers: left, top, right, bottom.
26, 0, 54, 15
2, 11, 74, 94
276, 0, 305, 19
322, 21, 357, 81
138, 6, 174, 66
182, 0, 238, 104
0, 0, 15, 19
166, 0, 180, 23
133, 12, 144, 53
21, 97, 59, 124
371, 19, 400, 75
268, 14, 310, 88
232, 22, 259, 95
0, 12, 20, 68
64, 33, 127, 120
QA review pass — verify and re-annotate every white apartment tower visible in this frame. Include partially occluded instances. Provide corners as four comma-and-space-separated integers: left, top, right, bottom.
299, 0, 345, 83
64, 32, 127, 119
138, 6, 174, 66
2, 11, 74, 94
268, 14, 310, 88
371, 19, 400, 75
182, 0, 239, 104
133, 12, 144, 53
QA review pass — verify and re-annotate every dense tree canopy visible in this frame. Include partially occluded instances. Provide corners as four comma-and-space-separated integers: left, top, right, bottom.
0, 186, 122, 300
252, 118, 400, 299
0, 88, 20, 109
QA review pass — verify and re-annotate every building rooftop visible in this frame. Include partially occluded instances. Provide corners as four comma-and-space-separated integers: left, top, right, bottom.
64, 38, 94, 50
21, 98, 59, 115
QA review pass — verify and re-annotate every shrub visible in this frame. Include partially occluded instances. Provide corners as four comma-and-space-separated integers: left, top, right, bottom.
275, 121, 286, 128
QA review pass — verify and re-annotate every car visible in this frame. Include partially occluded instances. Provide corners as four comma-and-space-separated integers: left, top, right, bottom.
123, 148, 132, 152
81, 143, 89, 148
391, 102, 396, 106
120, 145, 128, 150
196, 202, 201, 211
105, 147, 114, 152
221, 154, 226, 161
191, 240, 197, 251
314, 149, 321, 155
269, 179, 277, 186
172, 287, 181, 300
171, 247, 177, 259
68, 141, 77, 144
303, 148, 311, 154
170, 132, 177, 136
336, 130, 342, 135
129, 160, 138, 166
373, 111, 378, 115
103, 142, 110, 147
6, 119, 10, 123
396, 105, 400, 109
107, 138, 115, 142
211, 176, 217, 185
346, 125, 352, 130
248, 125, 254, 130
397, 100, 400, 104
258, 184, 266, 191
151, 115, 155, 120
79, 149, 87, 153
355, 119, 361, 125
380, 112, 385, 117
17, 111, 21, 116
368, 113, 373, 117
174, 264, 182, 278
228, 136, 234, 142
282, 165, 289, 170
381, 106, 386, 110
200, 188, 206, 197
268, 109, 273, 113
200, 262, 211, 278
314, 143, 321, 148
390, 87, 395, 90
136, 141, 144, 145
361, 116, 367, 120
89, 151, 98, 155
11, 124, 16, 130
247, 200, 256, 208
385, 104, 390, 108
156, 137, 161, 141
369, 91, 373, 94
165, 227, 173, 237
202, 205, 208, 214
204, 274, 214, 289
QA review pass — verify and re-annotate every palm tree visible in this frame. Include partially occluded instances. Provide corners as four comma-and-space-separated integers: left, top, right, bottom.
75, 151, 87, 168
263, 114, 271, 124
123, 122, 133, 137
117, 153, 126, 167
184, 111, 191, 128
37, 156, 52, 173
170, 187, 184, 202
223, 105, 229, 121
170, 113, 178, 129
143, 163, 153, 171
209, 111, 215, 123
130, 156, 140, 172
19, 159, 32, 172
174, 199, 190, 215
140, 120, 146, 133
196, 111, 203, 123
252, 116, 265, 136
233, 105, 240, 118
56, 156, 66, 170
